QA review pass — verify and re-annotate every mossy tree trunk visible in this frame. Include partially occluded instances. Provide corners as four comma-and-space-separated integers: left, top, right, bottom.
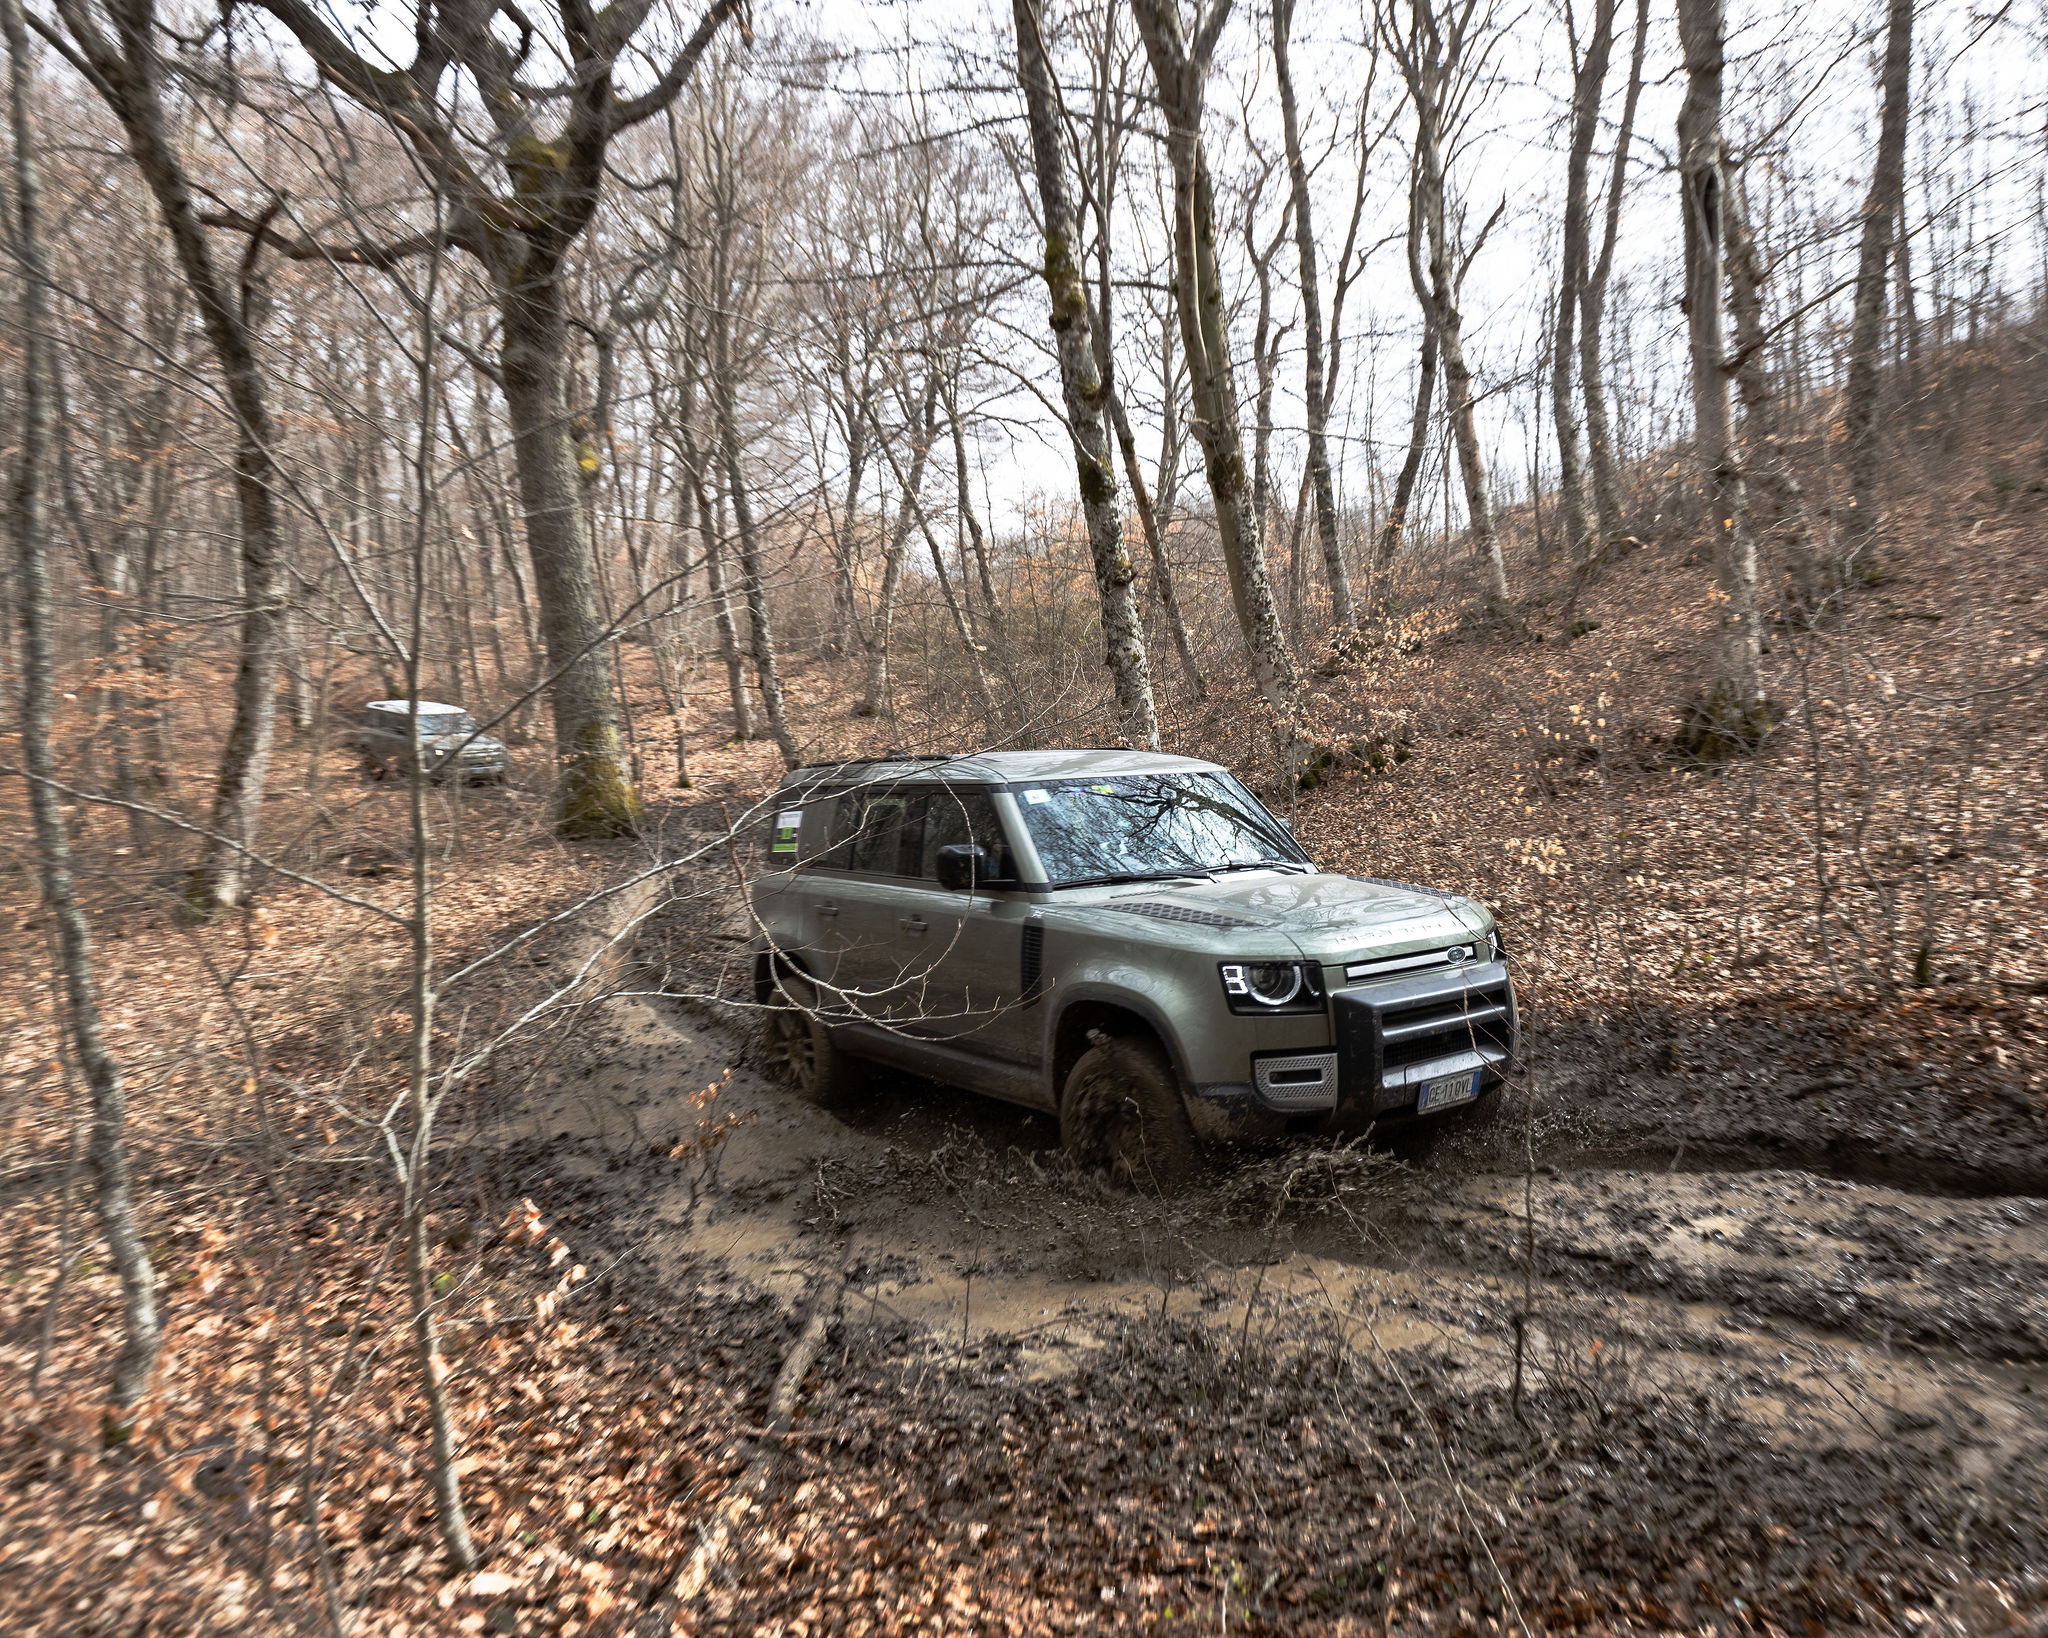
247, 0, 743, 836
501, 265, 644, 836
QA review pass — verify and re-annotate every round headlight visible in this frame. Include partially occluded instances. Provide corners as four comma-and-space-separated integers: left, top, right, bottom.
1241, 962, 1303, 1006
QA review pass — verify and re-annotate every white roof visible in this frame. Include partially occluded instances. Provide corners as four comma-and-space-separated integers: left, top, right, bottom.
366, 699, 462, 714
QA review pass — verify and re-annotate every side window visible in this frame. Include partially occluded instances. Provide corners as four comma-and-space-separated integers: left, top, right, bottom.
829, 790, 920, 876
913, 790, 1008, 880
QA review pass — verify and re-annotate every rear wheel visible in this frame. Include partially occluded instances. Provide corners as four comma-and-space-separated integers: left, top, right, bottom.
763, 967, 862, 1110
1060, 1035, 1203, 1191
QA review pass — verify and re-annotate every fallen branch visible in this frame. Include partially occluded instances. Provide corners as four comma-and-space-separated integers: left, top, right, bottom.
639, 1270, 846, 1633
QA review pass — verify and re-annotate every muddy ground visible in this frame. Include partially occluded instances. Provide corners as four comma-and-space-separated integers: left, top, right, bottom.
473, 927, 2048, 1635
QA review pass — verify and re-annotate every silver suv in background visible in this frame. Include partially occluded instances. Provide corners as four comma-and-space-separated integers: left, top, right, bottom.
353, 699, 509, 784
749, 750, 1516, 1187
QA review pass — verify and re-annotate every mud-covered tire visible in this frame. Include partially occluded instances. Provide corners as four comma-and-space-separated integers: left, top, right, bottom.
1060, 1035, 1203, 1191
763, 968, 862, 1110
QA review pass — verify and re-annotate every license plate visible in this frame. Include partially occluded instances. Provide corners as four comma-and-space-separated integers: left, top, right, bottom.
1417, 1071, 1479, 1112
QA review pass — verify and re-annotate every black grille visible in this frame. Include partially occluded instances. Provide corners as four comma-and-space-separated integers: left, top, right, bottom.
1107, 901, 1255, 929
1332, 963, 1516, 1111
1378, 984, 1514, 1069
1021, 923, 1045, 1007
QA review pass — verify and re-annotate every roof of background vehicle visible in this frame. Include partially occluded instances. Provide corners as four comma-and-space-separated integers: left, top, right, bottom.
779, 748, 1227, 790
364, 699, 465, 715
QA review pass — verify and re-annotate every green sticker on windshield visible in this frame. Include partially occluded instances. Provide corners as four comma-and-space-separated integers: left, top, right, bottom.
1090, 784, 1114, 794
772, 810, 800, 854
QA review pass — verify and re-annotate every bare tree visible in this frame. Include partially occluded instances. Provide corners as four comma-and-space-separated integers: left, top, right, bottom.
692, 62, 799, 767
1725, 178, 1824, 609
41, 0, 289, 915
1073, 4, 1204, 692
1676, 0, 1767, 741
1272, 0, 1358, 634
1380, 0, 1511, 607
1130, 0, 1302, 725
246, 0, 742, 837
1015, 0, 1159, 749
7, 0, 161, 1431
1579, 0, 1649, 555
1840, 0, 1914, 583
1376, 205, 1441, 566
1550, 0, 1617, 565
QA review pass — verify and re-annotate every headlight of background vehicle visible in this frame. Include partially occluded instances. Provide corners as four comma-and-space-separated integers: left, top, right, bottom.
1219, 961, 1326, 1015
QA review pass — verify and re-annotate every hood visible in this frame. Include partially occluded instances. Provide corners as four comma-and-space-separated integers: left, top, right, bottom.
1105, 870, 1487, 962
430, 732, 506, 755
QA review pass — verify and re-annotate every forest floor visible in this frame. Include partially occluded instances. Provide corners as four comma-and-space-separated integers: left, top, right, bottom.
7, 385, 2048, 1634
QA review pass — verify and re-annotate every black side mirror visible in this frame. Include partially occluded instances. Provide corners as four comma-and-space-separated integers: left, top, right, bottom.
935, 843, 1004, 891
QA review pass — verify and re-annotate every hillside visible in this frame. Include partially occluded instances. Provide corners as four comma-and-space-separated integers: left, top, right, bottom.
7, 354, 2048, 1635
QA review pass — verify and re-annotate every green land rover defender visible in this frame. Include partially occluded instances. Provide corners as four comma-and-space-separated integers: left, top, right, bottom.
748, 750, 1515, 1186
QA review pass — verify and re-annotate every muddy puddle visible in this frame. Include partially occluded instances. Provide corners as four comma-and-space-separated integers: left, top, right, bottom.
499, 976, 2048, 1496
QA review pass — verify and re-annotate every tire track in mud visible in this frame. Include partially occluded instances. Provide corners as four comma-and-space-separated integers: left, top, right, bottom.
500, 877, 2046, 1505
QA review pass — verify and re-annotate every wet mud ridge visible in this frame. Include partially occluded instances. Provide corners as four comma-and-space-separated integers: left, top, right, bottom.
494, 929, 2048, 1631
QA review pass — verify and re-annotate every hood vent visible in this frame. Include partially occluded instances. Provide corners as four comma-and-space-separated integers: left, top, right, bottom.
1107, 901, 1256, 929
1348, 874, 1447, 899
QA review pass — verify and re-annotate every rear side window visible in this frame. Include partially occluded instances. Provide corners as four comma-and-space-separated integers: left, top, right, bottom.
828, 789, 920, 875
819, 786, 1010, 878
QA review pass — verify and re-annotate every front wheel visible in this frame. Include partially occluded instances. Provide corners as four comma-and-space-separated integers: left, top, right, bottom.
1060, 1035, 1204, 1192
763, 967, 863, 1110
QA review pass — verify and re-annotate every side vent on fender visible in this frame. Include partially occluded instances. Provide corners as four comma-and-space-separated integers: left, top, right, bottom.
1021, 922, 1045, 1008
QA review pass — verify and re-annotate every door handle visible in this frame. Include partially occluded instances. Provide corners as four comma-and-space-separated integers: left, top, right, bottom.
816, 903, 839, 919
898, 915, 927, 935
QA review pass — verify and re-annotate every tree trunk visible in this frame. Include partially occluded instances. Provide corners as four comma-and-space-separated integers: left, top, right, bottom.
65, 0, 287, 914
709, 292, 798, 769
1552, 0, 1615, 565
1403, 58, 1508, 605
1725, 181, 1824, 612
1840, 0, 1913, 583
1377, 314, 1440, 565
1579, 0, 1649, 557
1676, 0, 1767, 742
1108, 387, 1205, 692
855, 377, 935, 721
1132, 0, 1301, 724
1014, 0, 1159, 749
694, 472, 755, 739
1273, 0, 1357, 633
941, 374, 1006, 638
6, 0, 162, 1429
499, 267, 643, 836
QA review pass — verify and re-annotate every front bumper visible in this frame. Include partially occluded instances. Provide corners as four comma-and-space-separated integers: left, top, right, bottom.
1215, 961, 1516, 1117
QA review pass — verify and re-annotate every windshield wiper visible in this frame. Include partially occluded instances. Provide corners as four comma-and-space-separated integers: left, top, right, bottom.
1209, 858, 1312, 875
1053, 868, 1216, 889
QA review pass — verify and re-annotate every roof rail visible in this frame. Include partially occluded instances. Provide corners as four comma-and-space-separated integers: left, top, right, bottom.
780, 753, 957, 779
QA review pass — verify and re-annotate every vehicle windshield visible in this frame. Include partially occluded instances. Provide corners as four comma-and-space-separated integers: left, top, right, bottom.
1009, 772, 1306, 886
372, 706, 476, 737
